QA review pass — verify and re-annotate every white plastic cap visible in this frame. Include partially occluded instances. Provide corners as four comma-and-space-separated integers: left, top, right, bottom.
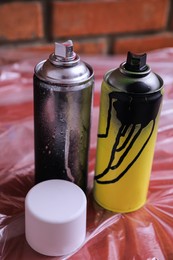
25, 180, 87, 256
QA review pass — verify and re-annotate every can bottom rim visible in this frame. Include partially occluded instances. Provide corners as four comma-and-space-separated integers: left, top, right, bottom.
94, 196, 146, 213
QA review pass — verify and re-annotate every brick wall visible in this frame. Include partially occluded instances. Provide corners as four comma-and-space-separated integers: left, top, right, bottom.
0, 0, 173, 54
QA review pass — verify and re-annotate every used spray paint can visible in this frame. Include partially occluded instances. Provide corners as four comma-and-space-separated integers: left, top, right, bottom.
34, 40, 94, 192
94, 52, 164, 212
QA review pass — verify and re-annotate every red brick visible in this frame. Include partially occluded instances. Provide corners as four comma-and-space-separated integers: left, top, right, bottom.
73, 38, 108, 54
23, 38, 108, 55
0, 2, 44, 41
114, 32, 173, 54
51, 0, 169, 38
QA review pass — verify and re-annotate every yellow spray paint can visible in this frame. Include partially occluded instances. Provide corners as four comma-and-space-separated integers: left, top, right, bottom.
94, 52, 164, 213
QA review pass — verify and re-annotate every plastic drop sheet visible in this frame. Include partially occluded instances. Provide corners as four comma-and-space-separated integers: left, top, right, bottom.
0, 47, 173, 260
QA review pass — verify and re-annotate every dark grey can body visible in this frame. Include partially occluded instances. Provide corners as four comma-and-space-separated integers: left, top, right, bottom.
33, 41, 94, 191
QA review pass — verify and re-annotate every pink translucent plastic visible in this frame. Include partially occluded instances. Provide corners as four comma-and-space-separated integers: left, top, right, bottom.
0, 47, 173, 260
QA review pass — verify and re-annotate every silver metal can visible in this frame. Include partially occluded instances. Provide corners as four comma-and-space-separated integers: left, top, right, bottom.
34, 40, 94, 192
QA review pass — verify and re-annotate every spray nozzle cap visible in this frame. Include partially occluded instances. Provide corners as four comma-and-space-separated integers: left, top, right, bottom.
55, 40, 76, 61
124, 52, 147, 72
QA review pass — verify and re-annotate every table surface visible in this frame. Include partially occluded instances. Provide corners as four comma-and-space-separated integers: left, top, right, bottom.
0, 47, 173, 260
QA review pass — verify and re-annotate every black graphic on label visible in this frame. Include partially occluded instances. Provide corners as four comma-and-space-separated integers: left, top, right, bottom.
95, 91, 162, 184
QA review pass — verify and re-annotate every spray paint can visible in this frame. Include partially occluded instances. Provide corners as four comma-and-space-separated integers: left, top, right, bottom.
94, 52, 163, 212
34, 40, 94, 192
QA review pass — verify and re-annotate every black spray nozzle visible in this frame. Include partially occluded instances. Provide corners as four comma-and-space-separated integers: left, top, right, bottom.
124, 52, 147, 72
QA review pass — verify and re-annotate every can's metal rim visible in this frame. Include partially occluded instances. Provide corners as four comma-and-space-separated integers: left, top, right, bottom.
49, 53, 80, 67
34, 60, 94, 86
104, 68, 164, 95
119, 62, 151, 76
